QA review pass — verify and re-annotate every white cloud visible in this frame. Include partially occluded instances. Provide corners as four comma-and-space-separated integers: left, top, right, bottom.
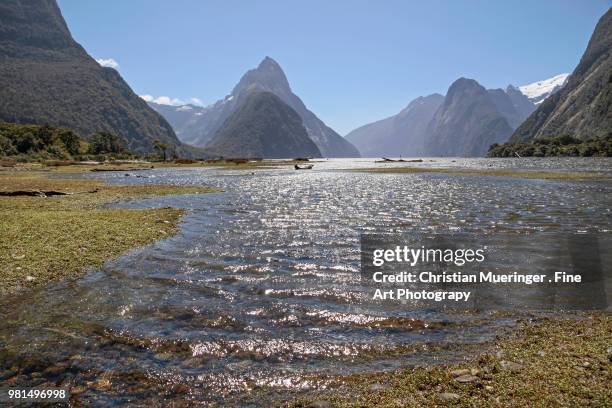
96, 58, 119, 69
139, 94, 205, 107
189, 97, 204, 106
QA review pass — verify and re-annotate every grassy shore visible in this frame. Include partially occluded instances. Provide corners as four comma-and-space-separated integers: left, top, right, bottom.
291, 314, 611, 407
352, 166, 608, 181
0, 167, 217, 293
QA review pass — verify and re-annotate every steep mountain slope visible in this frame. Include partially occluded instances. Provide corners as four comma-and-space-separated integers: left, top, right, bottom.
170, 57, 360, 157
487, 88, 535, 129
205, 92, 322, 159
512, 8, 612, 142
345, 94, 443, 157
425, 78, 513, 156
518, 73, 569, 105
505, 85, 538, 120
0, 0, 182, 154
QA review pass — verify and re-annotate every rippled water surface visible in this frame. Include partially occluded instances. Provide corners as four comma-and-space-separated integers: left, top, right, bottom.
1, 158, 611, 405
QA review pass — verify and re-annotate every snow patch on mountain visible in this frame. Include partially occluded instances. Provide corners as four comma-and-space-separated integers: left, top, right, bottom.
518, 73, 569, 104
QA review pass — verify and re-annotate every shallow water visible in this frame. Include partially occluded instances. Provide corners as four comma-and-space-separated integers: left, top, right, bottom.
1, 158, 611, 405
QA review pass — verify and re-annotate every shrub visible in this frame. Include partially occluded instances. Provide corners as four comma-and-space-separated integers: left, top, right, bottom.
88, 132, 128, 155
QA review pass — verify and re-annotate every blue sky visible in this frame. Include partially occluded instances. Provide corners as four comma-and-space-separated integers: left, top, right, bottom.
58, 0, 610, 135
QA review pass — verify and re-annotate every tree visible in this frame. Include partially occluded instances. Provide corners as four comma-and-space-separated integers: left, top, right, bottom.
153, 139, 170, 161
88, 132, 127, 155
57, 129, 80, 156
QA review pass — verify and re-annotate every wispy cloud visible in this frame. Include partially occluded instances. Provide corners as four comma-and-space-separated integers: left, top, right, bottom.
140, 95, 205, 107
189, 97, 204, 106
95, 58, 119, 69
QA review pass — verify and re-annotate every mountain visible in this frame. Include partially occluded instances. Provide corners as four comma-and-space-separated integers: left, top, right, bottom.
487, 88, 535, 129
160, 57, 360, 157
205, 92, 322, 159
345, 94, 443, 157
511, 8, 612, 142
518, 73, 569, 105
505, 85, 538, 120
147, 102, 209, 143
0, 0, 184, 154
425, 78, 514, 156
346, 79, 533, 158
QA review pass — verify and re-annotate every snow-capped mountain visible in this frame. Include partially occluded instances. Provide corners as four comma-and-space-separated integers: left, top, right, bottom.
518, 73, 569, 105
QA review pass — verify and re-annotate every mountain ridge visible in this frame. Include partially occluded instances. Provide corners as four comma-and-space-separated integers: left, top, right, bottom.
150, 57, 360, 157
511, 8, 612, 142
346, 78, 537, 157
0, 0, 185, 154
424, 78, 514, 156
345, 94, 443, 157
205, 91, 322, 159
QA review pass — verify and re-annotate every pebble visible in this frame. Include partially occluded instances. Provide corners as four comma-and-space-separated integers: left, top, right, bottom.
94, 378, 111, 391
182, 357, 205, 368
307, 401, 331, 408
500, 360, 524, 373
172, 383, 190, 394
154, 353, 173, 361
450, 369, 470, 377
368, 383, 386, 392
438, 392, 460, 401
227, 360, 251, 371
25, 275, 35, 282
70, 385, 87, 395
454, 374, 479, 383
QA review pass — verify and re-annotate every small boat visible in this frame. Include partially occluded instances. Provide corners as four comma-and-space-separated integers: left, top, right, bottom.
294, 164, 314, 170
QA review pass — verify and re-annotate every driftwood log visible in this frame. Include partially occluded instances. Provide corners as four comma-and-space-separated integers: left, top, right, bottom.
375, 158, 423, 163
90, 166, 153, 172
0, 188, 99, 197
